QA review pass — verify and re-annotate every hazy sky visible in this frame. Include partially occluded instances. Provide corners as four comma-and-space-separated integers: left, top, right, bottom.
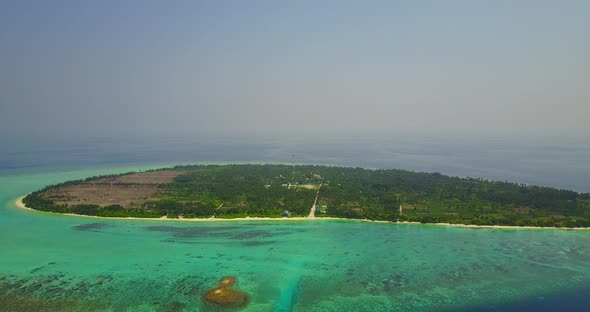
1, 0, 589, 138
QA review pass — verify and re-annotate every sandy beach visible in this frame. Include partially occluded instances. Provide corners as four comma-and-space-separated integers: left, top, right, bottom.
14, 196, 590, 230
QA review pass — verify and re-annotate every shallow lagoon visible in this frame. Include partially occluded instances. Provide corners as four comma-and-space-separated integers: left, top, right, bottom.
1, 166, 590, 311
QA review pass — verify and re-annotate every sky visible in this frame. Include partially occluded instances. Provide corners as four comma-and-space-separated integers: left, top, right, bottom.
1, 0, 589, 138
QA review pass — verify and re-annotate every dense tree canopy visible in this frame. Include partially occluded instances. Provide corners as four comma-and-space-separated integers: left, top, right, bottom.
23, 164, 590, 227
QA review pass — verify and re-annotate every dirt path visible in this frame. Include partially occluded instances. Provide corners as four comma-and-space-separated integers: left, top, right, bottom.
307, 183, 322, 218
211, 203, 224, 218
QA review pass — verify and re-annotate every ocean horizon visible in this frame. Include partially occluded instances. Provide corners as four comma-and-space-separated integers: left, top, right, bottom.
2, 134, 589, 192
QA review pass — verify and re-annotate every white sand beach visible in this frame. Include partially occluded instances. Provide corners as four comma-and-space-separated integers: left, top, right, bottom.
14, 196, 590, 230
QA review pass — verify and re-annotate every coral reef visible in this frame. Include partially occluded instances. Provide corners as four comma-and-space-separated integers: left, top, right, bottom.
204, 276, 249, 307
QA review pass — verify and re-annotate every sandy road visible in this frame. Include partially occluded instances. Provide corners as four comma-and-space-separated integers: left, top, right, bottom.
307, 183, 322, 218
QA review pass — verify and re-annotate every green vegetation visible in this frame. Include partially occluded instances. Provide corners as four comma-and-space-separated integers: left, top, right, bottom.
23, 164, 590, 227
316, 167, 590, 227
149, 165, 319, 217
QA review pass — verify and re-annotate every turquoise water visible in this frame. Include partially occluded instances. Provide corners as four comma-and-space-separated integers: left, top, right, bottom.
1, 165, 590, 311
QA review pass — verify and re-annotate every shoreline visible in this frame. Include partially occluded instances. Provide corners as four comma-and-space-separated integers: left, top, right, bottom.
14, 196, 590, 230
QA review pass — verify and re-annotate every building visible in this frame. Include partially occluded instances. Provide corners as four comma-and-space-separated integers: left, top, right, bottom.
315, 204, 328, 214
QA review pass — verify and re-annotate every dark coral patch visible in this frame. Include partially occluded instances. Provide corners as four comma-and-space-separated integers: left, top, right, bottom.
144, 226, 238, 238
72, 223, 107, 231
241, 241, 275, 246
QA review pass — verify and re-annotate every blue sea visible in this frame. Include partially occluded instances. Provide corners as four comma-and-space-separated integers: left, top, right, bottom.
1, 134, 589, 311
2, 134, 589, 192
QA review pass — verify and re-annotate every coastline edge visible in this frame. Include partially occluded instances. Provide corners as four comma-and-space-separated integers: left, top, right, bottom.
14, 195, 590, 230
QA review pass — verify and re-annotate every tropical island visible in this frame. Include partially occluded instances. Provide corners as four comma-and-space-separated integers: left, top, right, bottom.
21, 164, 590, 228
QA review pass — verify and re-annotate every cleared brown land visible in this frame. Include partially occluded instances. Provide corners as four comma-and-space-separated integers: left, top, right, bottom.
100, 170, 183, 185
40, 170, 185, 208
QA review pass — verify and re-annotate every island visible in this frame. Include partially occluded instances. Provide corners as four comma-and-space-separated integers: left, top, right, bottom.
22, 164, 590, 228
